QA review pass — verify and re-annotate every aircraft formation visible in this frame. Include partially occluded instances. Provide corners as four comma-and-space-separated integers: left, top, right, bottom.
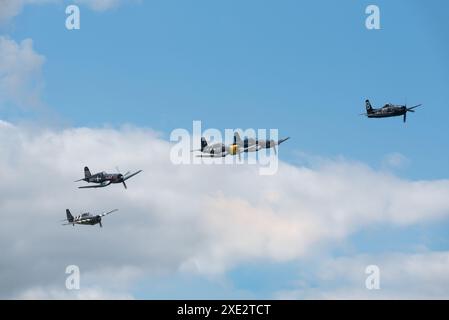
64, 167, 142, 228
192, 133, 290, 159
64, 99, 423, 229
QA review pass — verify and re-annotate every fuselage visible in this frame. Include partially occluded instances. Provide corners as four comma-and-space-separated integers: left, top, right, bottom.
240, 138, 288, 152
199, 136, 289, 156
202, 143, 227, 157
85, 172, 123, 184
203, 143, 244, 156
367, 105, 407, 118
71, 213, 101, 225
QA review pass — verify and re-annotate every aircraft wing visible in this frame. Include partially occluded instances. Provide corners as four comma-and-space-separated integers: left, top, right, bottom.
196, 153, 228, 158
78, 181, 111, 189
74, 178, 85, 182
99, 209, 119, 217
243, 145, 260, 152
278, 137, 290, 144
62, 219, 90, 225
79, 185, 106, 189
62, 220, 81, 225
123, 170, 143, 181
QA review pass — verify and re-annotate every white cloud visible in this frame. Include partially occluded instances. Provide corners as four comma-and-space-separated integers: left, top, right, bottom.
0, 36, 45, 109
1, 121, 449, 298
276, 251, 449, 299
0, 0, 56, 24
0, 0, 24, 24
18, 286, 134, 299
15, 264, 141, 299
74, 0, 124, 11
382, 152, 410, 170
0, 0, 134, 23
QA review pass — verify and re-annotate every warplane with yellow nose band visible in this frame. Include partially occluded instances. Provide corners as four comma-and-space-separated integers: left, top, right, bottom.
192, 137, 246, 159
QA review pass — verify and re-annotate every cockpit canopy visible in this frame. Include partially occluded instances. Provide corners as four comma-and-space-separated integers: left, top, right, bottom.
81, 213, 89, 217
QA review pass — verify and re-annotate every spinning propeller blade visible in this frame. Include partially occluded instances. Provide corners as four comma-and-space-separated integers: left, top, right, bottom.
408, 104, 422, 110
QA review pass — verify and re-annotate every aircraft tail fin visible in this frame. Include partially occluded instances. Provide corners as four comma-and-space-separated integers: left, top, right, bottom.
201, 137, 208, 152
365, 100, 374, 113
84, 166, 92, 179
66, 209, 74, 222
234, 132, 243, 145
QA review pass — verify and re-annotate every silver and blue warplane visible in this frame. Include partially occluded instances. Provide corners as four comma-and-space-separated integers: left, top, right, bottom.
192, 137, 246, 158
233, 132, 290, 155
62, 209, 118, 228
192, 133, 290, 158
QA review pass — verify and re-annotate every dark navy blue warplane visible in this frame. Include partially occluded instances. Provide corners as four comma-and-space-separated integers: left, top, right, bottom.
75, 167, 142, 189
362, 100, 423, 123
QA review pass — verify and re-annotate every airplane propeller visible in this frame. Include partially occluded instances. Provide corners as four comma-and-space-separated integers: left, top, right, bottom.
408, 104, 422, 111
403, 104, 422, 123
121, 172, 130, 189
115, 167, 131, 189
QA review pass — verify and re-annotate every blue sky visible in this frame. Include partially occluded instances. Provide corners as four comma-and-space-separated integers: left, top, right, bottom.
5, 0, 449, 180
2, 0, 449, 299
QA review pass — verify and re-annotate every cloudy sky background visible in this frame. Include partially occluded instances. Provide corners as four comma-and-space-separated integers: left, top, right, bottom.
1, 0, 449, 299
